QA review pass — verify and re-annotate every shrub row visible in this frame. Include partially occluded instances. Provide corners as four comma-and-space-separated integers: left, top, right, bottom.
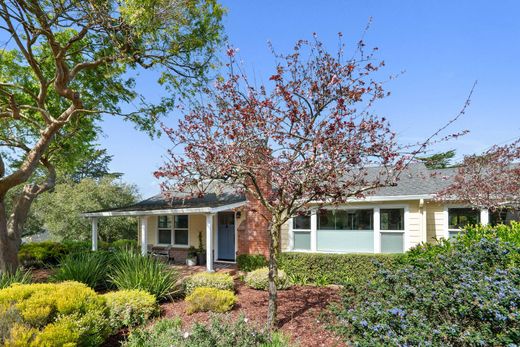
236, 254, 267, 272
278, 252, 402, 285
124, 316, 290, 347
0, 282, 158, 346
19, 239, 137, 267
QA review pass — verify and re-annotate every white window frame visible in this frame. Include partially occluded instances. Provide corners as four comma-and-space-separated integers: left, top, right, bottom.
289, 204, 409, 254
289, 213, 312, 251
156, 214, 190, 248
443, 205, 488, 239
378, 206, 408, 253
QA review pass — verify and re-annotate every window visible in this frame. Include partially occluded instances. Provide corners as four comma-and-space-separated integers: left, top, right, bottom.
317, 209, 374, 253
157, 216, 172, 244
157, 215, 189, 246
448, 208, 480, 238
292, 214, 311, 250
381, 232, 404, 253
318, 209, 373, 230
380, 208, 405, 253
174, 215, 189, 246
380, 209, 404, 230
490, 209, 520, 226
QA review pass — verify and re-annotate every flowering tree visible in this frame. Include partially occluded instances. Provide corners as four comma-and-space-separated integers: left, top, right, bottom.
436, 139, 520, 211
156, 35, 450, 328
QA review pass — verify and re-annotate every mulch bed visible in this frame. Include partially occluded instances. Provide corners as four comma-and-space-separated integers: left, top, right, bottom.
161, 282, 345, 347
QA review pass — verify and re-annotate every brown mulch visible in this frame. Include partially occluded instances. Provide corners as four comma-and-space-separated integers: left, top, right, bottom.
161, 282, 345, 347
30, 268, 54, 282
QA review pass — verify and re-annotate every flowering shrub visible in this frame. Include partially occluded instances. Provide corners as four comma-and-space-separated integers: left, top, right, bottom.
183, 272, 234, 295
330, 237, 520, 346
124, 316, 290, 347
103, 289, 159, 330
185, 287, 236, 314
244, 267, 291, 290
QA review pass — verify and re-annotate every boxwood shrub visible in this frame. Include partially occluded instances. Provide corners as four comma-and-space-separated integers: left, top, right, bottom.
185, 287, 236, 314
279, 252, 402, 285
103, 289, 159, 330
244, 267, 291, 290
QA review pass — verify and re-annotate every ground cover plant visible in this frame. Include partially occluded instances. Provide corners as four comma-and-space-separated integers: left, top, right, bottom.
124, 315, 291, 347
330, 224, 520, 346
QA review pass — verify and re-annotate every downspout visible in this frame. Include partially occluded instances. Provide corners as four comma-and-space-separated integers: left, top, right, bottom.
419, 199, 427, 243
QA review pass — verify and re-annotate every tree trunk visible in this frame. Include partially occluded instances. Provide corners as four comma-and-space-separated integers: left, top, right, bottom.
0, 197, 20, 273
267, 221, 282, 330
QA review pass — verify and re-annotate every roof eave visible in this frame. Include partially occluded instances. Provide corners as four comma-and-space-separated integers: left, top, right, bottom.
81, 201, 247, 218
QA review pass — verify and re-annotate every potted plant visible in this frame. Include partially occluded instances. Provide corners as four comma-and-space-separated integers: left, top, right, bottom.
186, 246, 198, 266
196, 231, 206, 265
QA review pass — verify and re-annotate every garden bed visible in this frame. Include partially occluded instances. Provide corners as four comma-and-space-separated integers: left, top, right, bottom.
161, 281, 344, 347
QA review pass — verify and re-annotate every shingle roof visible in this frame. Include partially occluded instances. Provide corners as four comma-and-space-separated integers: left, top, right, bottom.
85, 163, 459, 215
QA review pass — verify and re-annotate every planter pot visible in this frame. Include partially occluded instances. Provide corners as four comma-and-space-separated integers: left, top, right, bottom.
186, 257, 197, 266
197, 253, 206, 265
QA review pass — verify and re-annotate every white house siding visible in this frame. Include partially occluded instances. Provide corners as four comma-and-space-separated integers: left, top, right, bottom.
425, 202, 445, 242
281, 221, 289, 250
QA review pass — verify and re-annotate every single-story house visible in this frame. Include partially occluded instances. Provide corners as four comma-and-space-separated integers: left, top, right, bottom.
82, 163, 519, 271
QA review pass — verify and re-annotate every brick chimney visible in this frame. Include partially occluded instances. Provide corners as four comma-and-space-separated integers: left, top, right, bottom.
237, 146, 272, 257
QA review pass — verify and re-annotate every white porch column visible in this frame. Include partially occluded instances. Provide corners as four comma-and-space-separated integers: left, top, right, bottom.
481, 209, 489, 226
310, 209, 317, 252
373, 207, 381, 253
91, 218, 98, 251
140, 216, 148, 256
206, 213, 215, 272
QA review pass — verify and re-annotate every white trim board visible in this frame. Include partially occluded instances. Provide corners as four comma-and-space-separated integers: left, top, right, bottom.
81, 201, 247, 218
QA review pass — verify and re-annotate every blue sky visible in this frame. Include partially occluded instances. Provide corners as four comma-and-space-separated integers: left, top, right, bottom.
95, 1, 519, 196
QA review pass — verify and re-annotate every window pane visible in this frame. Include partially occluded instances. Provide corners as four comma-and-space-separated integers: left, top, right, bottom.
318, 209, 373, 230
380, 209, 404, 230
490, 209, 520, 226
317, 230, 373, 252
293, 215, 311, 230
448, 208, 480, 229
318, 210, 335, 229
158, 216, 171, 229
293, 231, 311, 250
353, 210, 373, 230
158, 229, 171, 244
174, 229, 189, 245
381, 232, 404, 253
174, 215, 188, 229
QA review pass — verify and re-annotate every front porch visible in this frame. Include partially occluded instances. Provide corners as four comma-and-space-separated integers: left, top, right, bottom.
82, 192, 247, 272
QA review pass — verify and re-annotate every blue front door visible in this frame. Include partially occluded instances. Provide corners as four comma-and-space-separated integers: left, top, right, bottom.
218, 212, 235, 261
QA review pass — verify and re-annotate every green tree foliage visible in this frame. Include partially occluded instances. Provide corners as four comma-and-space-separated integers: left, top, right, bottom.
34, 177, 139, 242
417, 149, 456, 169
0, 0, 224, 271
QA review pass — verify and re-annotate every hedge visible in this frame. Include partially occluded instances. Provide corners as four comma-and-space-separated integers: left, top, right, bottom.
236, 254, 267, 272
278, 252, 403, 285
